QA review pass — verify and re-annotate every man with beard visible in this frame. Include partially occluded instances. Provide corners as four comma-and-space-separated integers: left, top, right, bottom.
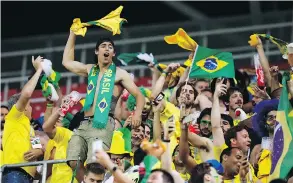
63, 30, 145, 182
176, 82, 198, 112
250, 99, 278, 183
197, 108, 213, 139
1, 105, 9, 130
226, 87, 244, 121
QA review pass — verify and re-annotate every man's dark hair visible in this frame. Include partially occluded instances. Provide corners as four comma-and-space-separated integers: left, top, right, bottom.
189, 163, 212, 183
150, 169, 174, 183
224, 87, 243, 103
95, 37, 115, 51
219, 147, 241, 163
7, 93, 21, 111
224, 125, 248, 148
85, 163, 105, 176
197, 108, 212, 124
175, 82, 198, 103
1, 105, 9, 111
221, 113, 234, 128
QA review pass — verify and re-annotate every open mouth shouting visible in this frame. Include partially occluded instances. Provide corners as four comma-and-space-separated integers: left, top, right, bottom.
104, 52, 109, 57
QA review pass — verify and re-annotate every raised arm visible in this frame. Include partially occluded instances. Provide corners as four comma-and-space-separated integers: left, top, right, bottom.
15, 56, 43, 112
211, 79, 226, 146
255, 36, 271, 85
151, 63, 180, 100
169, 67, 190, 105
120, 69, 145, 128
42, 108, 60, 139
62, 31, 91, 77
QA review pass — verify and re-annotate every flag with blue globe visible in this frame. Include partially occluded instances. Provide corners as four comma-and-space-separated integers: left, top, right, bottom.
189, 46, 235, 79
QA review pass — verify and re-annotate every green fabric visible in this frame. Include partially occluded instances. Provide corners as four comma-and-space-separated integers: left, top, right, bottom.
189, 46, 235, 79
117, 127, 132, 152
257, 34, 288, 56
270, 72, 293, 178
40, 75, 51, 98
117, 53, 158, 66
117, 53, 139, 65
47, 70, 61, 88
141, 155, 159, 183
83, 64, 116, 129
127, 87, 147, 111
61, 113, 74, 128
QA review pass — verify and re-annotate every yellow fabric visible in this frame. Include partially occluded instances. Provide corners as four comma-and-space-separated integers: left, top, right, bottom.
44, 140, 56, 161
179, 172, 190, 182
158, 63, 186, 81
214, 144, 228, 161
2, 105, 36, 177
184, 59, 192, 67
0, 150, 3, 167
50, 127, 77, 183
257, 149, 271, 183
70, 18, 88, 37
44, 140, 56, 183
164, 28, 197, 51
160, 102, 181, 138
248, 34, 260, 47
71, 6, 127, 36
193, 143, 227, 164
107, 130, 133, 156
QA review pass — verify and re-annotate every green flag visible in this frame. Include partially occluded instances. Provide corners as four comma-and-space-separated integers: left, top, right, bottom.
189, 46, 235, 78
270, 72, 293, 180
117, 52, 157, 66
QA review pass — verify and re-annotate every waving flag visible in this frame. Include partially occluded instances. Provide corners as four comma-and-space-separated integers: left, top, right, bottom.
189, 46, 235, 79
270, 72, 293, 180
70, 6, 127, 36
117, 53, 157, 66
164, 28, 197, 51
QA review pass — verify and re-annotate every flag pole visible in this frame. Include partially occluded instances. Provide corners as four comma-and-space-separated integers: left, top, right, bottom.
185, 45, 199, 86
180, 45, 199, 111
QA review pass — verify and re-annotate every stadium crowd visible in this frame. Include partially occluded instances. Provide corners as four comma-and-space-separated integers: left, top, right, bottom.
1, 7, 293, 183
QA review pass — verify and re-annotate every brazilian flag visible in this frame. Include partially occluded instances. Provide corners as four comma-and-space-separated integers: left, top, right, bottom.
189, 46, 235, 78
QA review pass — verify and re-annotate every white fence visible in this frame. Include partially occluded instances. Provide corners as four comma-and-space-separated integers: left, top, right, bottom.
1, 21, 293, 104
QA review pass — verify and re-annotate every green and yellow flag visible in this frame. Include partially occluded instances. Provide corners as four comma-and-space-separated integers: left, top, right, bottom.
269, 72, 293, 180
189, 46, 235, 79
70, 6, 127, 36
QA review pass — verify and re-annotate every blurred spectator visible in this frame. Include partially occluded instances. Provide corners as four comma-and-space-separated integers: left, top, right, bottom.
1, 105, 9, 130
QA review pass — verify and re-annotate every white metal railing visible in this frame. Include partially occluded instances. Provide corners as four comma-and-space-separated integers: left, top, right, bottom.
0, 160, 67, 183
1, 21, 293, 104
2, 22, 292, 58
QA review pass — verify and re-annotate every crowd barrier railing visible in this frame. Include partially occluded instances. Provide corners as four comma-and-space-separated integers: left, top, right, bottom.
0, 159, 68, 183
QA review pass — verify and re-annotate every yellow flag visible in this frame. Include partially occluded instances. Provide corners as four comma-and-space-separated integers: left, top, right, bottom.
70, 6, 127, 36
70, 18, 88, 37
164, 28, 197, 51
94, 6, 127, 35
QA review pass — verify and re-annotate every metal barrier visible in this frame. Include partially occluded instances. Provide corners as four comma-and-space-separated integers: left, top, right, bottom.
1, 21, 293, 104
0, 159, 67, 183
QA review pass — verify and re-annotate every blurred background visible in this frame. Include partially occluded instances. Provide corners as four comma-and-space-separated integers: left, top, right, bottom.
1, 1, 293, 118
